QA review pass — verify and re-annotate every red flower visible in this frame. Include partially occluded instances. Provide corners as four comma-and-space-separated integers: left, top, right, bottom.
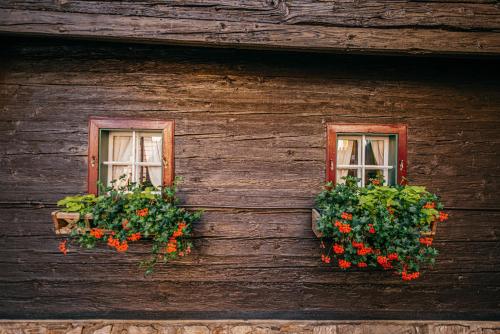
419, 237, 433, 246
357, 262, 368, 268
377, 256, 393, 270
368, 224, 376, 234
439, 212, 449, 222
338, 259, 352, 269
90, 228, 105, 239
402, 271, 420, 281
334, 220, 342, 227
333, 243, 344, 254
127, 232, 141, 241
341, 212, 353, 221
58, 240, 67, 255
321, 254, 331, 264
371, 179, 380, 186
388, 253, 399, 260
352, 241, 364, 249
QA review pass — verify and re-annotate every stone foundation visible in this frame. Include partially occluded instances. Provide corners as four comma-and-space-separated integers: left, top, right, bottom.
1, 321, 499, 334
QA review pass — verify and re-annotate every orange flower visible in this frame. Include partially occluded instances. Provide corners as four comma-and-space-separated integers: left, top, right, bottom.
439, 212, 449, 222
371, 179, 380, 186
337, 223, 351, 234
107, 236, 120, 248
423, 202, 435, 209
58, 240, 67, 255
127, 232, 141, 241
341, 212, 353, 221
333, 243, 344, 254
136, 208, 149, 217
177, 222, 187, 230
90, 228, 105, 239
115, 241, 128, 252
166, 237, 178, 254
334, 220, 342, 227
357, 262, 367, 268
338, 259, 351, 269
173, 230, 183, 238
419, 237, 433, 246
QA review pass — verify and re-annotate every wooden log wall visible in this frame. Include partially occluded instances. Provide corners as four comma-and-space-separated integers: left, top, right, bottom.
0, 0, 500, 56
0, 37, 499, 320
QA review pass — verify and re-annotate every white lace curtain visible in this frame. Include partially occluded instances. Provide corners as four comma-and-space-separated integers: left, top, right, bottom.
337, 140, 354, 180
370, 140, 384, 166
142, 136, 162, 187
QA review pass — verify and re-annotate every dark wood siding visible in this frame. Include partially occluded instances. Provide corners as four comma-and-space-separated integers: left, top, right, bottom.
0, 38, 499, 319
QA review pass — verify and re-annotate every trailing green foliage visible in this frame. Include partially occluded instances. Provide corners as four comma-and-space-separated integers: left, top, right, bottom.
315, 176, 448, 280
57, 177, 202, 275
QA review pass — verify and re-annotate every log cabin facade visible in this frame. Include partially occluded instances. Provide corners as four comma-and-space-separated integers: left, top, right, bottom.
0, 1, 499, 330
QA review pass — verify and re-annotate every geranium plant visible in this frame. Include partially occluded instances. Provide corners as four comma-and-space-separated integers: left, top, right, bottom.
315, 176, 448, 281
56, 177, 202, 275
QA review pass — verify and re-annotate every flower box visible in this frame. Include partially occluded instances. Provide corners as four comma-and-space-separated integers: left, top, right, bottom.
51, 211, 92, 235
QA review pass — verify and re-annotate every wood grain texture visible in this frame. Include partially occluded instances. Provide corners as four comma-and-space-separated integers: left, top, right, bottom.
0, 39, 499, 319
0, 0, 500, 56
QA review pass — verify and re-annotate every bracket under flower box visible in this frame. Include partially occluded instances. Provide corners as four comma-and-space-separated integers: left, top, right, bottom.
51, 211, 92, 235
311, 208, 436, 239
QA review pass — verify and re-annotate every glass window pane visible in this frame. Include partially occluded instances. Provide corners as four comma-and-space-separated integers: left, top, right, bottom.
112, 135, 133, 162
112, 165, 133, 188
365, 169, 385, 185
137, 133, 162, 163
137, 166, 162, 188
365, 138, 385, 166
337, 138, 359, 165
336, 169, 359, 184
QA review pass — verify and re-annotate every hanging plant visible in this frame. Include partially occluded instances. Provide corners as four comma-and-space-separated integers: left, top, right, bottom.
55, 177, 202, 275
314, 176, 448, 281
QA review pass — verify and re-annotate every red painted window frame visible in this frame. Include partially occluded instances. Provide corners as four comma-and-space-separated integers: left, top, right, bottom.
88, 117, 175, 195
326, 123, 407, 185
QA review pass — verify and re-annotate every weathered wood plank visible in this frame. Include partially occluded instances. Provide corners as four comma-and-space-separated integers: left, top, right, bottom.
0, 280, 499, 319
1, 0, 499, 30
0, 8, 499, 55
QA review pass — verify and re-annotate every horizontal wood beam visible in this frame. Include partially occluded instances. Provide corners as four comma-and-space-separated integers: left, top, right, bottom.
0, 9, 499, 56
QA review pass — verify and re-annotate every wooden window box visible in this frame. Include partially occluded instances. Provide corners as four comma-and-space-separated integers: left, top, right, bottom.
51, 211, 93, 235
311, 208, 437, 239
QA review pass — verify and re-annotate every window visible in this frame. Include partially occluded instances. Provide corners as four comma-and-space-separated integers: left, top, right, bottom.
88, 118, 174, 194
326, 124, 407, 186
